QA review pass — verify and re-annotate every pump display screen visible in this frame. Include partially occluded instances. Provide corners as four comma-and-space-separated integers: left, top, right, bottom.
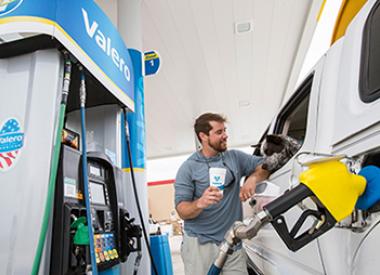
90, 182, 106, 205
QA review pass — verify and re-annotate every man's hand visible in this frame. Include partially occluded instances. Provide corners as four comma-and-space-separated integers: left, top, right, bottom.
176, 186, 223, 220
197, 186, 223, 209
240, 165, 270, 202
240, 177, 257, 202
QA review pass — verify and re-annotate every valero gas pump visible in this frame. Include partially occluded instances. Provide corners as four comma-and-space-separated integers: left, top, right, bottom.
50, 64, 143, 274
0, 0, 147, 273
208, 155, 372, 275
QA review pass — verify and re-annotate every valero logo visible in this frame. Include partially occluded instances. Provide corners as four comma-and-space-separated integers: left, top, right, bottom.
0, 118, 24, 172
0, 0, 23, 16
214, 176, 221, 183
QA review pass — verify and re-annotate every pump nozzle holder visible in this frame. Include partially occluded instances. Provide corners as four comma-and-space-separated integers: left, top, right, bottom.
79, 66, 86, 107
61, 58, 71, 104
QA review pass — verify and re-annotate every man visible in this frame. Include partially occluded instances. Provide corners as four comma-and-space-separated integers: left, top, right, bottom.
175, 113, 269, 275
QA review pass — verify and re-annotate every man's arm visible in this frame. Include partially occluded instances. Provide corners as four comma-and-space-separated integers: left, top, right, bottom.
176, 186, 222, 220
240, 165, 270, 201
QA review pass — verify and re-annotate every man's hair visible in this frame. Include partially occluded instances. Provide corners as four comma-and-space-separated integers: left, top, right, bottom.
194, 113, 226, 142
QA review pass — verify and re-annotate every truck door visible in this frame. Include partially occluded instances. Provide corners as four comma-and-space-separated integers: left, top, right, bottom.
245, 60, 326, 275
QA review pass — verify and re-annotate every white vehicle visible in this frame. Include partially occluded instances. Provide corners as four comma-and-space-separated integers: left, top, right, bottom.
245, 1, 380, 274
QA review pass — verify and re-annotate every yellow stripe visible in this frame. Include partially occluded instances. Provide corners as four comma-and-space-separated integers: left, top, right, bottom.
0, 16, 135, 110
331, 0, 367, 45
0, 16, 53, 25
123, 168, 145, 172
144, 53, 158, 61
317, 0, 327, 22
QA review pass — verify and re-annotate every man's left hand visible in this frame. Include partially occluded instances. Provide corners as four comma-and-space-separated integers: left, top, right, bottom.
240, 178, 257, 202
240, 165, 270, 202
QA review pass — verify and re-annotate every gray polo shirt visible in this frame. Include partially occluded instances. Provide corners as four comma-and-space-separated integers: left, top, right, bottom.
174, 150, 263, 244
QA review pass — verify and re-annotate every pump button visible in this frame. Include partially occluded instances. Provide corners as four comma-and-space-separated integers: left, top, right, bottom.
109, 250, 115, 260
99, 252, 105, 262
113, 249, 118, 258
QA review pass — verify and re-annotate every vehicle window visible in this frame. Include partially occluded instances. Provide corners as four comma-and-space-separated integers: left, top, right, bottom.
252, 127, 269, 156
360, 1, 380, 103
274, 75, 313, 144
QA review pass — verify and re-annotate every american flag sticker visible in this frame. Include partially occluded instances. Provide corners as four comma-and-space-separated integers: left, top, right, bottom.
0, 118, 24, 172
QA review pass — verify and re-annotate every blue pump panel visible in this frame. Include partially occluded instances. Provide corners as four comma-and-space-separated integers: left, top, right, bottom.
150, 234, 174, 275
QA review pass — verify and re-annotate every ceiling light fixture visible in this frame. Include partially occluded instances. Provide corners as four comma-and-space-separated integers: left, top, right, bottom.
235, 20, 253, 34
239, 100, 251, 107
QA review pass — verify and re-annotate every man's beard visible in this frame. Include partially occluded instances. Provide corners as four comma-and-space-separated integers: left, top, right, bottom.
208, 139, 227, 152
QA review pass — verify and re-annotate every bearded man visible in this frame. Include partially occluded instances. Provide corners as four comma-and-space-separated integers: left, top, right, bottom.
175, 112, 269, 275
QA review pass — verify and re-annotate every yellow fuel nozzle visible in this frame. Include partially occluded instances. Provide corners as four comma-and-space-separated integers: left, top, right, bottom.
262, 155, 367, 252
299, 158, 366, 222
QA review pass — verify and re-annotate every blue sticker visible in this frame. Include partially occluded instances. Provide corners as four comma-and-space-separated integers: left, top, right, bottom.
144, 50, 160, 76
0, 118, 24, 171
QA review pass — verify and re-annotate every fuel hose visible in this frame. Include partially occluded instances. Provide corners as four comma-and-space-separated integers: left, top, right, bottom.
79, 67, 98, 275
123, 109, 159, 275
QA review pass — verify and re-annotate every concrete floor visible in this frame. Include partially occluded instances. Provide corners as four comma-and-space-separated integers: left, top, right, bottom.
169, 235, 185, 275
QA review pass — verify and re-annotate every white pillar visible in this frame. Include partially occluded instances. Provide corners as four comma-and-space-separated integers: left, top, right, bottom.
118, 0, 143, 51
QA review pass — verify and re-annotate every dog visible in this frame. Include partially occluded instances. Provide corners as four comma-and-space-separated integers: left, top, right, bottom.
260, 134, 301, 173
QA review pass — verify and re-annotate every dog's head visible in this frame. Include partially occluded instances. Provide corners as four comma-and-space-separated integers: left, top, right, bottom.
260, 134, 301, 173
260, 135, 286, 156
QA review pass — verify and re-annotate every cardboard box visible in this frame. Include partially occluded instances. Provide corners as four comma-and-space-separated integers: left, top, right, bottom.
148, 183, 179, 222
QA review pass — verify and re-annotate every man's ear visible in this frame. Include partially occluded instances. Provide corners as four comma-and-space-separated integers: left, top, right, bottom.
199, 132, 208, 142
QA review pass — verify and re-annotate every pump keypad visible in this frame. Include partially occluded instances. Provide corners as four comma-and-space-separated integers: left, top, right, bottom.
94, 233, 119, 266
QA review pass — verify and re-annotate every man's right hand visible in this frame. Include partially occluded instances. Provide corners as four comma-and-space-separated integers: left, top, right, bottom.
176, 186, 223, 220
196, 186, 223, 209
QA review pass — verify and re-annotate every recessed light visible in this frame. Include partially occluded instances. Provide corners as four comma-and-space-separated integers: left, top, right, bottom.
235, 21, 253, 34
239, 100, 251, 107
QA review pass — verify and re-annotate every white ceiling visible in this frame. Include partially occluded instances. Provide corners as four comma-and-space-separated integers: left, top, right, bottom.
97, 0, 323, 159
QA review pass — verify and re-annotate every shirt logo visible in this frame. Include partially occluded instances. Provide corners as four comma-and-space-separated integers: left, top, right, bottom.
0, 0, 23, 16
0, 118, 24, 171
